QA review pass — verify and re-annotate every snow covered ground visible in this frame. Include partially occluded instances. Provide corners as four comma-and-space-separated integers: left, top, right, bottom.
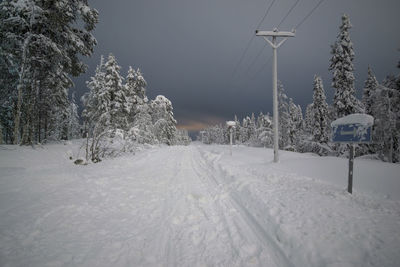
0, 142, 399, 266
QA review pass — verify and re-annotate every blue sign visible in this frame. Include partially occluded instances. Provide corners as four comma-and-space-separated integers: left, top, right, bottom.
332, 123, 372, 143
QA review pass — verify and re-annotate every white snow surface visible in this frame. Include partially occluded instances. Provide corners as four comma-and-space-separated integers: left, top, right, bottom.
226, 121, 236, 127
331, 113, 374, 126
0, 142, 399, 267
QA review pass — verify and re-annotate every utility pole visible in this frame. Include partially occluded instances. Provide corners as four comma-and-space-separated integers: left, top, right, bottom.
256, 28, 295, 163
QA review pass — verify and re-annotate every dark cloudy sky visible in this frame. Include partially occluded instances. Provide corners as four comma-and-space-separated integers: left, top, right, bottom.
73, 0, 400, 134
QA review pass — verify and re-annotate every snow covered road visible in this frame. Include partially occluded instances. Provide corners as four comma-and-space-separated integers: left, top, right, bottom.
0, 143, 399, 266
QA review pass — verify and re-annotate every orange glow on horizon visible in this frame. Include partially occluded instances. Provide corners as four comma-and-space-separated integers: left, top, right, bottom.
177, 116, 226, 131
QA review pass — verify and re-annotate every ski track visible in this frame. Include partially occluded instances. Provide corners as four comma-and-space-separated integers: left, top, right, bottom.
0, 143, 399, 266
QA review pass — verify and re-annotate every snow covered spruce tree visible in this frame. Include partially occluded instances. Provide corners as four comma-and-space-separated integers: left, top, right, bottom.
151, 95, 177, 145
376, 64, 400, 163
278, 81, 292, 149
298, 75, 332, 155
370, 84, 397, 162
362, 66, 379, 116
329, 14, 362, 119
0, 0, 98, 144
256, 112, 273, 147
312, 76, 329, 143
304, 103, 314, 133
125, 66, 155, 144
104, 54, 128, 135
233, 115, 241, 144
288, 98, 304, 150
240, 116, 250, 144
82, 56, 111, 162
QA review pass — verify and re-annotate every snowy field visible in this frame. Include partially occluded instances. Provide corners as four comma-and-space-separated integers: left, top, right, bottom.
0, 142, 399, 267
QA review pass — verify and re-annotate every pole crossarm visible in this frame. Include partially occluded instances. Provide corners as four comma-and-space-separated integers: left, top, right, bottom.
255, 30, 295, 37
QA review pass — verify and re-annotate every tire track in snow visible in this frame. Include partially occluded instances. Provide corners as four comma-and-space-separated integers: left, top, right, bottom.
191, 145, 294, 267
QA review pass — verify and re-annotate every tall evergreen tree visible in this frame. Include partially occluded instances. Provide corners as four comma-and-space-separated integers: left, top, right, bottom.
370, 85, 397, 162
125, 67, 155, 144
312, 75, 329, 143
362, 66, 379, 115
304, 103, 314, 134
82, 56, 108, 132
0, 0, 98, 144
233, 115, 241, 143
103, 54, 127, 133
289, 99, 304, 149
125, 66, 138, 117
278, 81, 291, 148
329, 14, 359, 118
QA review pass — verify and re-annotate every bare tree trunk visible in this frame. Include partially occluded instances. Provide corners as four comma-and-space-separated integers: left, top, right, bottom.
85, 121, 89, 162
13, 36, 33, 144
13, 3, 36, 145
0, 124, 3, 144
13, 82, 23, 144
44, 113, 48, 142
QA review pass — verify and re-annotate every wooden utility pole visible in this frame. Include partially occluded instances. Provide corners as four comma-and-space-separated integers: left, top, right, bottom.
256, 29, 295, 162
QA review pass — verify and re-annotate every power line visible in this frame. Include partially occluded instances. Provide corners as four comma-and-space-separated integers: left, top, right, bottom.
244, 0, 300, 79
277, 0, 300, 29
256, 0, 277, 29
294, 0, 326, 30
230, 0, 277, 79
250, 0, 327, 81
245, 43, 267, 74
253, 55, 273, 80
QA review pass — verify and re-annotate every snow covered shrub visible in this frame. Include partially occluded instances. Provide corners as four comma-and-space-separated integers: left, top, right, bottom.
297, 137, 333, 156
174, 129, 191, 145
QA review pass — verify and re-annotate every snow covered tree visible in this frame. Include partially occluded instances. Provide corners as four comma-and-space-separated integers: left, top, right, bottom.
370, 85, 397, 162
256, 112, 273, 147
104, 54, 128, 133
202, 125, 225, 144
125, 66, 138, 116
248, 113, 257, 144
151, 95, 177, 145
304, 103, 314, 134
0, 0, 98, 144
82, 56, 109, 133
175, 129, 191, 145
329, 14, 360, 118
240, 116, 251, 144
68, 92, 81, 139
362, 66, 379, 115
312, 75, 329, 143
233, 115, 241, 143
380, 69, 400, 162
129, 103, 155, 145
134, 68, 148, 104
82, 56, 111, 162
125, 66, 155, 143
278, 81, 291, 149
288, 99, 304, 149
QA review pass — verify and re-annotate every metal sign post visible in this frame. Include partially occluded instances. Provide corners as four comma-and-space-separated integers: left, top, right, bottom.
331, 114, 374, 194
348, 144, 355, 194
